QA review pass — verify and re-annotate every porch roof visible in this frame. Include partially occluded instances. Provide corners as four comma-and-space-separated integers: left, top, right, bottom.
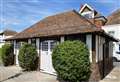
5, 10, 118, 42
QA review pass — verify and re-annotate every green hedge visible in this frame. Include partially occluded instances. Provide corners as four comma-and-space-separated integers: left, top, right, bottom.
18, 43, 38, 71
1, 44, 14, 66
0, 48, 2, 64
52, 40, 91, 82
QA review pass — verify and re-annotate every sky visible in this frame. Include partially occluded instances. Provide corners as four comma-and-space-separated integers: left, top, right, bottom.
0, 0, 120, 32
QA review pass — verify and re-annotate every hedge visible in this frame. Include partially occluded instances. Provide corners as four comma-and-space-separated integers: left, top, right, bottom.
52, 40, 91, 82
18, 43, 38, 71
1, 44, 14, 66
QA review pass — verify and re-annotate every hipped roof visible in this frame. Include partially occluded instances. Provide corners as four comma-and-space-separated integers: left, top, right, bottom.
6, 10, 118, 42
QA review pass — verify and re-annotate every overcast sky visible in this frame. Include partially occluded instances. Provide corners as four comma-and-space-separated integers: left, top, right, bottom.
0, 0, 120, 32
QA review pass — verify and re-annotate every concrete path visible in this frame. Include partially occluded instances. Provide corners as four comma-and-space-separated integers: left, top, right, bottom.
3, 71, 58, 82
100, 67, 120, 82
0, 66, 22, 82
0, 66, 58, 82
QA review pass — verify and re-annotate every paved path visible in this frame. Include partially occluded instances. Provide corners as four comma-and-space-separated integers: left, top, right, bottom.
3, 71, 58, 82
0, 66, 58, 82
0, 66, 22, 82
114, 62, 120, 67
100, 67, 120, 82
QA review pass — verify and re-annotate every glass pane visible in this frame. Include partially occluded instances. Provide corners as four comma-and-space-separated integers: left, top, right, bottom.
15, 42, 21, 49
42, 41, 48, 51
31, 39, 36, 48
50, 41, 57, 51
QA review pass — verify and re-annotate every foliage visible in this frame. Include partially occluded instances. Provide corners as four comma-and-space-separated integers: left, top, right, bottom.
1, 44, 14, 66
0, 48, 2, 64
52, 40, 91, 82
18, 43, 38, 71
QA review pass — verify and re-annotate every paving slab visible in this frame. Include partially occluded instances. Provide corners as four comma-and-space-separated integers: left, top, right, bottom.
0, 66, 21, 82
100, 67, 120, 82
3, 71, 58, 82
0, 66, 58, 82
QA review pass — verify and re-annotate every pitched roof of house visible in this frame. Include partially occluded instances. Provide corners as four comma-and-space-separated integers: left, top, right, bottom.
8, 10, 103, 40
0, 29, 17, 36
6, 10, 118, 42
106, 9, 120, 25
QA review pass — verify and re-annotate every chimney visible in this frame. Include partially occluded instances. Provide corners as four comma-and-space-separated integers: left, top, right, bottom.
80, 4, 84, 9
94, 16, 107, 28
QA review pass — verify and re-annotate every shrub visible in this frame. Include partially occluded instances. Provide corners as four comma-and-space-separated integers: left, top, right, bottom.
1, 44, 14, 66
18, 43, 38, 71
52, 40, 91, 82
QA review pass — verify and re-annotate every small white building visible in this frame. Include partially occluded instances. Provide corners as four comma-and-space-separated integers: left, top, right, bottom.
0, 30, 17, 48
102, 9, 120, 61
6, 4, 118, 81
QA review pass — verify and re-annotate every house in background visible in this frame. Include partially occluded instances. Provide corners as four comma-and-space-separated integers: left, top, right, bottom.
0, 29, 17, 48
6, 4, 118, 81
102, 9, 120, 61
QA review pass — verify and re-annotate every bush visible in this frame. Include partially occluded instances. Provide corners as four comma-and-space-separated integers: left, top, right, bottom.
18, 43, 38, 71
52, 40, 91, 82
1, 44, 14, 66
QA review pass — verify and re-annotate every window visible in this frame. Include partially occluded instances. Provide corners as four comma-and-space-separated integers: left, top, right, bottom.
15, 42, 21, 49
31, 39, 36, 48
81, 11, 93, 19
83, 13, 92, 18
50, 41, 57, 51
41, 41, 48, 51
108, 31, 115, 36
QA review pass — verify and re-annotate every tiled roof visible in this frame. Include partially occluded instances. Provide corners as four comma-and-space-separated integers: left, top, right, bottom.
8, 10, 103, 40
106, 9, 120, 25
6, 10, 118, 42
0, 30, 17, 36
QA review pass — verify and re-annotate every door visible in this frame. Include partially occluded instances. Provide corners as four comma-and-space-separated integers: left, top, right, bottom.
40, 40, 56, 74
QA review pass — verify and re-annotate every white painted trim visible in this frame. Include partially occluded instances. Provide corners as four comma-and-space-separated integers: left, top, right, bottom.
96, 35, 98, 62
86, 35, 92, 62
28, 39, 31, 44
36, 38, 40, 56
14, 40, 16, 55
79, 4, 94, 13
60, 36, 64, 43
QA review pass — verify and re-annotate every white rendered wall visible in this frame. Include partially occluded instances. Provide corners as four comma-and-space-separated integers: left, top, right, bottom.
102, 24, 120, 58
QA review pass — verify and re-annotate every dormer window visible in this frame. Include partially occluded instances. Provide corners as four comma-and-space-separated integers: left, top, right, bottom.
81, 11, 93, 18
79, 4, 95, 19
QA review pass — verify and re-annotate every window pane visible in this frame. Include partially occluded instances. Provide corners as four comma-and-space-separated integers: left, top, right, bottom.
15, 42, 21, 49
42, 41, 48, 51
50, 41, 57, 51
108, 31, 115, 36
31, 39, 36, 48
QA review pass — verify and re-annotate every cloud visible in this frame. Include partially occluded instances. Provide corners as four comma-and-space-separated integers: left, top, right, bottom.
1, 0, 120, 32
3, 18, 21, 25
97, 0, 118, 3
